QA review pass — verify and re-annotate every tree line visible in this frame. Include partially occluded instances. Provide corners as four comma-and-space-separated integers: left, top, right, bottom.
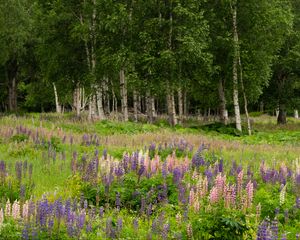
0, 0, 299, 131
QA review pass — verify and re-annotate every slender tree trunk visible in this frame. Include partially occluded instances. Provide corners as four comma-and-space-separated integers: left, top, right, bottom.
277, 103, 287, 124
183, 90, 187, 118
294, 109, 299, 119
260, 101, 264, 112
218, 79, 228, 125
133, 90, 138, 122
178, 88, 183, 124
232, 4, 242, 132
146, 90, 156, 123
6, 61, 18, 112
96, 86, 105, 120
53, 82, 61, 113
238, 55, 251, 135
119, 69, 128, 121
8, 76, 17, 111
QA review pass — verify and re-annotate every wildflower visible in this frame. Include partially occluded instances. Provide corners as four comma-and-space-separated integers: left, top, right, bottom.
246, 181, 254, 208
5, 199, 11, 217
237, 170, 243, 196
186, 223, 193, 239
280, 184, 286, 205
0, 209, 3, 225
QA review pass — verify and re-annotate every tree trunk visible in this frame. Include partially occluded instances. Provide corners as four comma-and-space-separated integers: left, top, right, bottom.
96, 86, 105, 120
218, 79, 228, 125
133, 90, 138, 122
238, 54, 251, 135
146, 90, 156, 123
167, 89, 177, 126
8, 76, 17, 112
178, 88, 183, 124
7, 60, 18, 112
53, 82, 61, 113
277, 104, 287, 124
73, 86, 81, 117
183, 90, 188, 118
232, 4, 242, 132
294, 109, 299, 119
119, 69, 128, 121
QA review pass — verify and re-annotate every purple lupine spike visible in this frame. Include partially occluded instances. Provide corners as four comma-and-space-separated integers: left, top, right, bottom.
77, 211, 86, 230
116, 192, 121, 209
103, 149, 107, 160
295, 174, 300, 185
140, 197, 146, 215
162, 161, 167, 179
146, 203, 152, 217
83, 200, 88, 210
296, 197, 300, 208
117, 217, 123, 232
86, 222, 92, 233
133, 218, 139, 230
173, 167, 182, 184
218, 159, 224, 173
296, 233, 300, 240
22, 224, 29, 240
99, 206, 104, 218
15, 161, 22, 182
162, 223, 170, 240
20, 184, 26, 199
271, 219, 278, 239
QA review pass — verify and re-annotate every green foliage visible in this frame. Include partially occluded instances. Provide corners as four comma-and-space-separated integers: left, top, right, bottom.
10, 134, 29, 143
191, 208, 251, 240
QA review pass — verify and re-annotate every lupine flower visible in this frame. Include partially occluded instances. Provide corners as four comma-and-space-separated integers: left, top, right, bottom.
186, 223, 193, 239
12, 200, 20, 219
0, 208, 3, 225
133, 218, 139, 231
176, 213, 182, 225
117, 217, 123, 232
5, 199, 11, 217
271, 219, 278, 239
22, 224, 29, 240
256, 203, 261, 223
162, 223, 170, 240
245, 181, 254, 208
237, 170, 243, 196
116, 192, 121, 209
280, 184, 286, 205
99, 206, 104, 218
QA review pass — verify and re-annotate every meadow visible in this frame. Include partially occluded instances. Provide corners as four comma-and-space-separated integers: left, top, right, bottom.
0, 113, 299, 239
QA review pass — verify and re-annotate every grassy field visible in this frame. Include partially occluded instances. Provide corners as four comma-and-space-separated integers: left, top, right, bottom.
0, 113, 299, 239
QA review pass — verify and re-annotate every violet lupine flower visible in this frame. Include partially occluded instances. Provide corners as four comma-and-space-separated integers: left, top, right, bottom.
296, 197, 300, 208
295, 174, 300, 185
296, 233, 300, 240
22, 224, 29, 240
173, 167, 182, 185
105, 217, 116, 238
86, 222, 92, 233
103, 149, 107, 160
133, 218, 139, 230
77, 211, 86, 230
115, 164, 124, 178
271, 219, 278, 239
15, 161, 22, 182
140, 197, 146, 215
191, 151, 205, 168
162, 223, 170, 240
116, 192, 121, 209
117, 217, 123, 232
20, 184, 26, 199
146, 203, 152, 217
99, 206, 104, 218
256, 220, 269, 240
218, 159, 224, 173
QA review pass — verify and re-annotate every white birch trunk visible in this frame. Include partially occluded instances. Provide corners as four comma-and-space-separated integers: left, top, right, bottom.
53, 82, 61, 114
294, 109, 299, 119
178, 88, 183, 124
96, 86, 105, 120
133, 90, 138, 122
119, 69, 128, 121
232, 4, 242, 132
